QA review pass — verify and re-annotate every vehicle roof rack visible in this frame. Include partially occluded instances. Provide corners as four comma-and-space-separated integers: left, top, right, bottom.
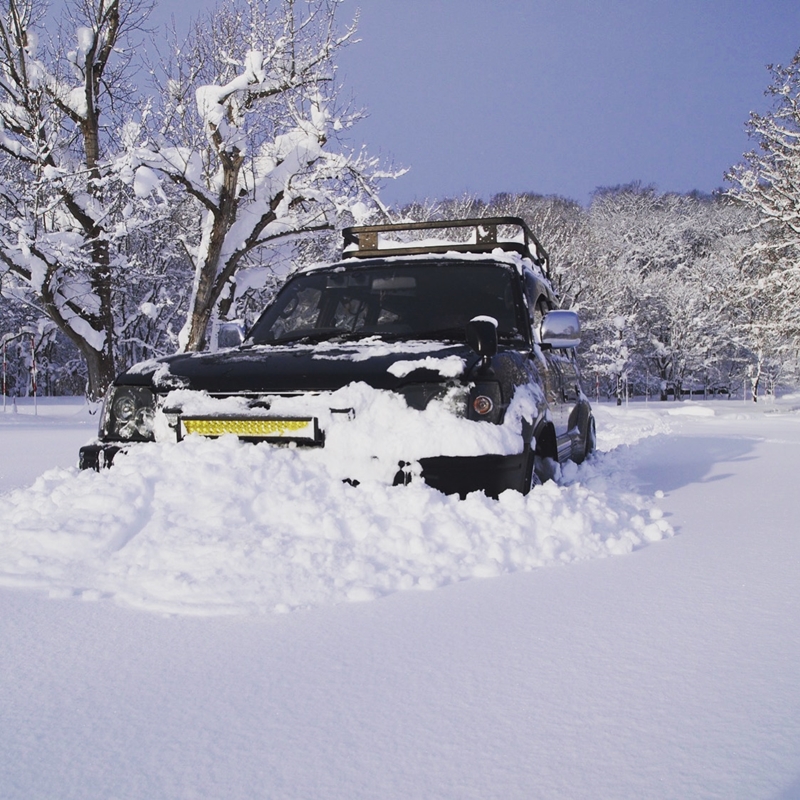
341, 216, 550, 279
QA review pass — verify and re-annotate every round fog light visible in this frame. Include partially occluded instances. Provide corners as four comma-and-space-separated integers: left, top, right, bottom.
473, 395, 494, 415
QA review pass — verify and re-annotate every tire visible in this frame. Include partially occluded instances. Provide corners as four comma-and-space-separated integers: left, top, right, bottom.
578, 416, 596, 463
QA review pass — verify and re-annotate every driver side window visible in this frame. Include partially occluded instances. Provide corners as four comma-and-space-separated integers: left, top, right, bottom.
525, 274, 552, 341
271, 287, 322, 339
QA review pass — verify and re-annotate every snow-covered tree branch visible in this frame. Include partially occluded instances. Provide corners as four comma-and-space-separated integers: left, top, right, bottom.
726, 47, 800, 392
0, 0, 156, 399
134, 0, 389, 352
727, 49, 800, 246
0, 0, 391, 395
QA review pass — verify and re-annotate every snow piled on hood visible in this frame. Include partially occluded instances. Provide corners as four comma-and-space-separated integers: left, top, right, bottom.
387, 355, 465, 378
0, 408, 672, 616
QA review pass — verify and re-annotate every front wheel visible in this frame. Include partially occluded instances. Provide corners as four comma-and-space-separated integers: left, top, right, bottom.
580, 416, 596, 463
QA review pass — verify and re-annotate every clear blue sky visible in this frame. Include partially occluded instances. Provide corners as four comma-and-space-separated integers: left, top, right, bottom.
146, 0, 800, 205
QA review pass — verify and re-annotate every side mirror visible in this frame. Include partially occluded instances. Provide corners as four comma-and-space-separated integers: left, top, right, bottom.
465, 316, 498, 368
540, 310, 581, 349
217, 320, 246, 349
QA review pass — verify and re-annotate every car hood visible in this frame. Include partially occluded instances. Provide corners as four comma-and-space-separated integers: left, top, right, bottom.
117, 341, 481, 394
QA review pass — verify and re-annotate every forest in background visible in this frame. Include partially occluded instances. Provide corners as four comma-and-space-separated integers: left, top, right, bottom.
1, 0, 799, 401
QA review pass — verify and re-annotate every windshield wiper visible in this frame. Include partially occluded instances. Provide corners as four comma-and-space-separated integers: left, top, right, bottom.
257, 327, 485, 346
417, 327, 467, 342
269, 329, 378, 345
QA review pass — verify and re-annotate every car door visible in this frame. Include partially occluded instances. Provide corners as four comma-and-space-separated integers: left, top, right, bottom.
523, 272, 568, 455
554, 352, 582, 458
541, 351, 573, 461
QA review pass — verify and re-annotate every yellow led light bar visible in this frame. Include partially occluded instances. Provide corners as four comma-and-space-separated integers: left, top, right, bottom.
180, 416, 319, 442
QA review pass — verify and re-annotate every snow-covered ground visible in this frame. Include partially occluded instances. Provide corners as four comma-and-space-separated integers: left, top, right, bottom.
1, 395, 799, 799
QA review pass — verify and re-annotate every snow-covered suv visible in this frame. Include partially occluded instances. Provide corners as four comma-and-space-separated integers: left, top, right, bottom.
79, 217, 595, 497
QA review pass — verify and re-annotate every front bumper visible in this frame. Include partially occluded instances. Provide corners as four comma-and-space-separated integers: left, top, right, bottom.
420, 450, 533, 498
79, 443, 124, 470
81, 382, 535, 496
79, 440, 533, 498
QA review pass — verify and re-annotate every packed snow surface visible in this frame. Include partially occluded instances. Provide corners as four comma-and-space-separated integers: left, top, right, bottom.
0, 395, 670, 615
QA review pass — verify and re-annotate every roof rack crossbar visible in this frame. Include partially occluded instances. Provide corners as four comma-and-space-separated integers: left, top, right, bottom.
341, 217, 550, 278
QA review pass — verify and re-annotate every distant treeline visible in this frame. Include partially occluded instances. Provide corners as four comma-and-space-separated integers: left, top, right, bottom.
396, 187, 794, 401
2, 183, 794, 401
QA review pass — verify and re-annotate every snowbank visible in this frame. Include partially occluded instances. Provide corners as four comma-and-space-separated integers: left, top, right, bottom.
0, 407, 672, 615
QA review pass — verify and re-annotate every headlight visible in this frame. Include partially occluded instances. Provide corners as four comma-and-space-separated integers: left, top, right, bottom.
113, 394, 136, 421
467, 380, 503, 423
472, 395, 494, 415
101, 386, 156, 441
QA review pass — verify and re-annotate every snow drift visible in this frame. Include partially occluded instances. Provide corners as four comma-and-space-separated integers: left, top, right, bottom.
0, 416, 671, 615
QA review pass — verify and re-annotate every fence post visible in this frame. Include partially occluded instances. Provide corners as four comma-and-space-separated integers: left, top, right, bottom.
31, 335, 37, 416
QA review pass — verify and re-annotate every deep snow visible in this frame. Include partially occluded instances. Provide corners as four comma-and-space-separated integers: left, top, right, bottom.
1, 395, 800, 799
0, 392, 670, 615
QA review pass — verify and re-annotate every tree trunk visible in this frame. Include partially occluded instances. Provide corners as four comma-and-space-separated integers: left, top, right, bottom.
82, 344, 116, 402
183, 154, 243, 352
39, 265, 116, 401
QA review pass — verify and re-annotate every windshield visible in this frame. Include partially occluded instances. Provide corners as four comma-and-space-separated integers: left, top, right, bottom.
246, 262, 526, 345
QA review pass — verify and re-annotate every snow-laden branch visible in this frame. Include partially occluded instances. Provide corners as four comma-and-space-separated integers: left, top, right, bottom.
135, 0, 392, 352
